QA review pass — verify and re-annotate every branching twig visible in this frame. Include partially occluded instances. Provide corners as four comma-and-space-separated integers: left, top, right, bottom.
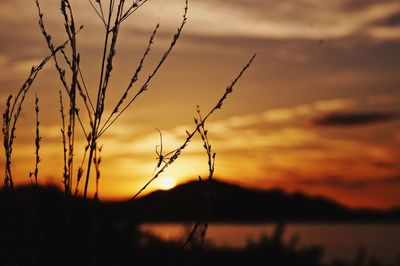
108, 0, 148, 32
88, 0, 107, 27
60, 49, 95, 117
182, 106, 216, 251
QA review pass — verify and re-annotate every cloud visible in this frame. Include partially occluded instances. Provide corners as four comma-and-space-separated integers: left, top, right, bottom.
189, 0, 400, 40
342, 0, 385, 11
207, 98, 359, 129
313, 98, 357, 112
311, 111, 398, 127
375, 12, 400, 26
367, 25, 400, 40
371, 161, 399, 169
2, 0, 400, 44
365, 94, 400, 106
262, 107, 311, 123
0, 54, 6, 66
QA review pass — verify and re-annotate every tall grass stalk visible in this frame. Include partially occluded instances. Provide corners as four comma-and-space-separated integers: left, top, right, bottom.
35, 0, 88, 196
35, 0, 189, 200
2, 38, 71, 192
4, 0, 254, 211
83, 0, 189, 200
59, 90, 69, 194
180, 105, 216, 253
28, 95, 41, 187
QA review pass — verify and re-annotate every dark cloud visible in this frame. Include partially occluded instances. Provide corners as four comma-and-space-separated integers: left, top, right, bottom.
298, 175, 400, 189
311, 111, 398, 127
204, 0, 395, 13
342, 0, 387, 11
371, 161, 399, 169
201, 0, 399, 19
376, 12, 400, 26
199, 0, 278, 10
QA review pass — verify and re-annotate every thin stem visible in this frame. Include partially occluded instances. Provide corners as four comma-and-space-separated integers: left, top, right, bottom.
61, 0, 80, 194
99, 0, 188, 137
182, 106, 215, 250
96, 0, 125, 131
36, 0, 88, 138
60, 49, 94, 125
88, 0, 107, 26
75, 142, 89, 197
98, 23, 159, 137
59, 90, 69, 194
33, 94, 41, 186
83, 0, 114, 200
109, 0, 148, 32
78, 65, 95, 112
98, 1, 106, 24
2, 37, 70, 191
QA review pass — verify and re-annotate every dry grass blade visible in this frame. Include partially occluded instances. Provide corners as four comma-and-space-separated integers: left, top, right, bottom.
96, 0, 126, 127
61, 0, 80, 195
131, 54, 256, 200
94, 145, 102, 201
35, 0, 88, 138
83, 0, 188, 200
2, 37, 71, 191
182, 106, 215, 251
33, 95, 41, 186
97, 22, 160, 137
98, 0, 189, 137
75, 146, 88, 197
82, 0, 119, 200
59, 90, 69, 194
2, 96, 13, 190
36, 0, 93, 195
107, 0, 148, 32
60, 49, 95, 120
88, 0, 107, 27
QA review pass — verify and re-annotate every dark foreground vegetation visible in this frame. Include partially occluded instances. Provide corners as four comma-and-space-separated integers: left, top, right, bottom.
1, 185, 398, 266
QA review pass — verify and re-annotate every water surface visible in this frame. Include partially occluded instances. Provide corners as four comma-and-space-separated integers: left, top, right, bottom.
140, 223, 400, 264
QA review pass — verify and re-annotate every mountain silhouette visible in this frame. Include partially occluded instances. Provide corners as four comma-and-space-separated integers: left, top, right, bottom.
2, 180, 399, 223
130, 179, 400, 223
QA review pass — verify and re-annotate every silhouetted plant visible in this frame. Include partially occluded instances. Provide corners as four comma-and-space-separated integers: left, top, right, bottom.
2, 39, 70, 192
131, 55, 255, 200
34, 0, 192, 200
28, 95, 41, 187
0, 0, 254, 217
1, 1, 255, 265
182, 105, 217, 251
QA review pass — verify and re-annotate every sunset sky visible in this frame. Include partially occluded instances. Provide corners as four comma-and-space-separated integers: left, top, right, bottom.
0, 0, 399, 209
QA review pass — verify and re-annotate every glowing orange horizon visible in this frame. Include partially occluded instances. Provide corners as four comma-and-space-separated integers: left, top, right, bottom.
1, 0, 400, 210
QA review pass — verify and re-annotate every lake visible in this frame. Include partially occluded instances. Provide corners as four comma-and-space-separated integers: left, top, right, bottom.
140, 223, 400, 264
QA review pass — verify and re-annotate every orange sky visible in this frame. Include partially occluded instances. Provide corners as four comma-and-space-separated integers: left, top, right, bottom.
1, 0, 400, 209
